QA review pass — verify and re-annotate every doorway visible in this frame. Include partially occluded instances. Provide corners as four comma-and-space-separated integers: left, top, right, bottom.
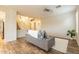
0, 20, 4, 39
0, 11, 5, 40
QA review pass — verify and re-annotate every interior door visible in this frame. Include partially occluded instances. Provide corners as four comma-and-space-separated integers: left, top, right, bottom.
0, 20, 4, 39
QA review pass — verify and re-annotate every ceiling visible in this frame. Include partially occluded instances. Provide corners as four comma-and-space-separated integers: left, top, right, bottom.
0, 5, 76, 18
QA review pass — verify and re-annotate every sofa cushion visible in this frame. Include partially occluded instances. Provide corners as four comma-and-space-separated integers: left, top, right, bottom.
38, 30, 43, 39
38, 30, 47, 40
28, 30, 38, 38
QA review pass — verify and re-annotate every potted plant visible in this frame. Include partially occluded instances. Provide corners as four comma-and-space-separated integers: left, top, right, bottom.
67, 29, 76, 40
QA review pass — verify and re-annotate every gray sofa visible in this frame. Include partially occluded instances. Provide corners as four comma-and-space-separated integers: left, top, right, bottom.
25, 34, 55, 51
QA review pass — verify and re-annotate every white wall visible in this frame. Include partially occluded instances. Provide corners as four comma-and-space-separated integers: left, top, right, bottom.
41, 11, 76, 38
76, 7, 79, 46
17, 30, 27, 38
4, 9, 17, 42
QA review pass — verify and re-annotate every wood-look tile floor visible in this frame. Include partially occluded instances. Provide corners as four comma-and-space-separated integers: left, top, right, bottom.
0, 37, 63, 54
0, 37, 79, 54
67, 40, 79, 54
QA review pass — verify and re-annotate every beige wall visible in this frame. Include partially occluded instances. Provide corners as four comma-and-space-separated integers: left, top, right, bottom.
0, 20, 3, 33
41, 11, 76, 38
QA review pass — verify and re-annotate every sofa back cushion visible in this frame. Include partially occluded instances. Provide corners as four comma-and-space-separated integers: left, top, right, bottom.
28, 30, 38, 38
38, 30, 47, 40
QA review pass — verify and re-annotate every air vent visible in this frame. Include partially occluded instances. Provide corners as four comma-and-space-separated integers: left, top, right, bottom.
43, 8, 50, 12
56, 5, 61, 8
